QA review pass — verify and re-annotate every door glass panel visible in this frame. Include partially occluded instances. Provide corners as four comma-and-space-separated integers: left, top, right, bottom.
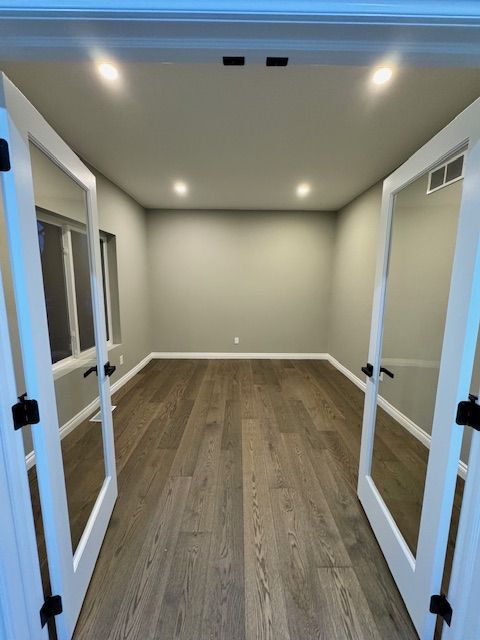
29, 142, 107, 554
371, 152, 464, 556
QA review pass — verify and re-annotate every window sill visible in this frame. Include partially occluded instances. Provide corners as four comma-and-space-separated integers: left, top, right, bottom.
52, 343, 122, 381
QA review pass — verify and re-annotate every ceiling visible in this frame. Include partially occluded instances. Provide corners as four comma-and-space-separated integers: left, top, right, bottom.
1, 61, 480, 210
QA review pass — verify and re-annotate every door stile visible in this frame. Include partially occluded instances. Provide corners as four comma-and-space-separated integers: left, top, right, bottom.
84, 186, 117, 485
0, 264, 47, 639
358, 186, 395, 482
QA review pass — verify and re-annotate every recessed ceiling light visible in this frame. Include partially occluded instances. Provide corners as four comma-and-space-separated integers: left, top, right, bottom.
173, 181, 188, 195
372, 67, 393, 85
98, 62, 119, 81
296, 183, 311, 198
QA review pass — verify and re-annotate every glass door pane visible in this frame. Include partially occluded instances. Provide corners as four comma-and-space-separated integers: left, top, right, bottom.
30, 142, 108, 554
371, 151, 464, 556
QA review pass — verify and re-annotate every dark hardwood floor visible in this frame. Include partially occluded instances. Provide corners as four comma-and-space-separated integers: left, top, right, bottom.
30, 358, 463, 639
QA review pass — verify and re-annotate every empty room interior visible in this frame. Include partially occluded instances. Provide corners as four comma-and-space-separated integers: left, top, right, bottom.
2, 5, 480, 640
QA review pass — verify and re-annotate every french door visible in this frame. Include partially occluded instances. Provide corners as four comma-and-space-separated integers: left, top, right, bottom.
358, 96, 480, 639
0, 73, 117, 638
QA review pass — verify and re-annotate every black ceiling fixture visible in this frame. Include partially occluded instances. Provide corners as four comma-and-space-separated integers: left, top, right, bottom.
223, 56, 245, 66
266, 57, 289, 67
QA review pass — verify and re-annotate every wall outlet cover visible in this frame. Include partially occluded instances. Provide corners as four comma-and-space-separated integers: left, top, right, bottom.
119, 355, 124, 365
234, 337, 240, 345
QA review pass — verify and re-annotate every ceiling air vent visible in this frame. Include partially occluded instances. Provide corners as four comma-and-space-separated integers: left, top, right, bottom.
427, 153, 465, 194
266, 57, 289, 67
223, 56, 245, 66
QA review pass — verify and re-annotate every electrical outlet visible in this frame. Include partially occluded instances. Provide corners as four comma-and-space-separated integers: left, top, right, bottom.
234, 337, 240, 345
119, 354, 124, 365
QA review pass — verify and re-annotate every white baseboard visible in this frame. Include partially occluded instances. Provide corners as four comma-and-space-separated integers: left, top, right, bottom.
328, 355, 367, 392
327, 354, 467, 480
151, 351, 330, 360
25, 353, 153, 470
110, 353, 153, 394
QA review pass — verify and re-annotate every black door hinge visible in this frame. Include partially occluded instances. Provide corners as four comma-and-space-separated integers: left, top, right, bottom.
12, 393, 40, 431
0, 138, 11, 171
430, 594, 452, 626
456, 394, 480, 431
40, 595, 63, 628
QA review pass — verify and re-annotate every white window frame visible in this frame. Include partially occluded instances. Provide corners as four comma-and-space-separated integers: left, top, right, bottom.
99, 236, 113, 347
36, 209, 113, 375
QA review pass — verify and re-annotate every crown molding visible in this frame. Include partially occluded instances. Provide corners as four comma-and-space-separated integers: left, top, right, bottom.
0, 2, 480, 66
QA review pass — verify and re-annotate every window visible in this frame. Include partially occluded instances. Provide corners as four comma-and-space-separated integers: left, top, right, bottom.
37, 220, 73, 364
71, 230, 96, 352
36, 209, 113, 368
100, 238, 111, 343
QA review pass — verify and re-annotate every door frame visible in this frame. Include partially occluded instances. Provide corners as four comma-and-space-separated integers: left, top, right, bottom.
357, 96, 480, 638
0, 72, 117, 638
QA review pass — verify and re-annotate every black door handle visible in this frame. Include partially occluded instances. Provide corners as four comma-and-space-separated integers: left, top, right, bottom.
84, 366, 98, 378
380, 366, 395, 379
104, 361, 116, 377
361, 363, 374, 377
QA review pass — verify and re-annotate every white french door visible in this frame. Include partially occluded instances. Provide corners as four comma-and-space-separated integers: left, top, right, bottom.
0, 73, 117, 638
358, 96, 480, 639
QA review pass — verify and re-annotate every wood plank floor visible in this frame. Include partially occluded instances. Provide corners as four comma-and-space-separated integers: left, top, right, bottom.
31, 359, 442, 639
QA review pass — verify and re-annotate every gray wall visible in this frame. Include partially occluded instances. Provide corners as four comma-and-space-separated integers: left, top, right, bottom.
328, 182, 382, 374
147, 209, 336, 353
